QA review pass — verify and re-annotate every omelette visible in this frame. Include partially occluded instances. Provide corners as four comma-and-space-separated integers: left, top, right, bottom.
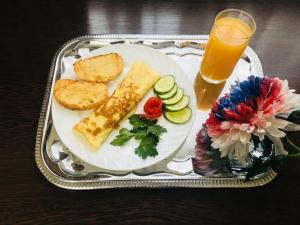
73, 61, 161, 149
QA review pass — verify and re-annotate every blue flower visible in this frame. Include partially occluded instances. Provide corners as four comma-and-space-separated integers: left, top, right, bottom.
213, 76, 263, 121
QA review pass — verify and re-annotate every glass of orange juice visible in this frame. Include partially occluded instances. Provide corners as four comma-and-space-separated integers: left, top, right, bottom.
200, 9, 256, 83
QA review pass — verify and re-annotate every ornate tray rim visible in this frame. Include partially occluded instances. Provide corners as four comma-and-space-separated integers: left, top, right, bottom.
35, 34, 277, 190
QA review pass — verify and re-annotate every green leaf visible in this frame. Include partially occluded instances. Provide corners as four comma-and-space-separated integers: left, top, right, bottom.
148, 125, 167, 136
283, 136, 300, 155
119, 128, 133, 136
287, 110, 300, 124
128, 114, 145, 128
147, 133, 159, 146
131, 127, 148, 140
134, 135, 159, 159
110, 134, 132, 146
129, 114, 157, 128
110, 128, 133, 146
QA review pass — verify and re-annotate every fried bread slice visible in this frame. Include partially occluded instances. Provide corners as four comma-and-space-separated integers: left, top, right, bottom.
73, 53, 124, 82
54, 79, 109, 110
73, 61, 161, 149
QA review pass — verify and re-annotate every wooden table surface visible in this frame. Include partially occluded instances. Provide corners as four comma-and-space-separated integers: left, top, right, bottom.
1, 0, 300, 224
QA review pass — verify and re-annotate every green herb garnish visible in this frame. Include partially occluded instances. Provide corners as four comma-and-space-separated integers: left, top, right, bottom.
147, 125, 167, 136
135, 134, 159, 159
110, 128, 134, 146
129, 114, 157, 128
110, 114, 167, 159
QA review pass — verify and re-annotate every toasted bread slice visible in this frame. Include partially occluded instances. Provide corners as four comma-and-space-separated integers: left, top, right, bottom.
54, 79, 109, 110
73, 53, 124, 83
74, 61, 161, 149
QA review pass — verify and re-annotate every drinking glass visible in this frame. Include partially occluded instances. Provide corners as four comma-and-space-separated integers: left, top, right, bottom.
200, 9, 256, 84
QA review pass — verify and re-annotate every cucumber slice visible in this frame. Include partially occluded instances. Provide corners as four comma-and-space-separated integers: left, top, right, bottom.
163, 88, 184, 105
164, 95, 190, 111
158, 84, 178, 100
164, 107, 192, 124
154, 75, 175, 94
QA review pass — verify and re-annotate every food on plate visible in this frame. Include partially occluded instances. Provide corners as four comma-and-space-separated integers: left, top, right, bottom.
164, 95, 189, 111
142, 97, 163, 119
164, 107, 192, 124
111, 114, 167, 159
162, 88, 184, 105
73, 61, 161, 149
54, 79, 109, 110
154, 75, 192, 124
73, 53, 124, 83
153, 75, 175, 94
158, 84, 178, 99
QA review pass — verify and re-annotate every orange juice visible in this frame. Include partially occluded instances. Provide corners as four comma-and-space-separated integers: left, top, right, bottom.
194, 72, 225, 111
201, 17, 253, 83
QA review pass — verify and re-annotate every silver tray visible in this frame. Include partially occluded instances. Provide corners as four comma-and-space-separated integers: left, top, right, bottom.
35, 34, 277, 189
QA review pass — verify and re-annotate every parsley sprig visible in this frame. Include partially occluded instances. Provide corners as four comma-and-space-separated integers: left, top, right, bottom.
110, 114, 167, 159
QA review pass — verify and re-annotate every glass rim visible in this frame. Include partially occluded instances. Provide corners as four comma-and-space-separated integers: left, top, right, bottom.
214, 9, 256, 39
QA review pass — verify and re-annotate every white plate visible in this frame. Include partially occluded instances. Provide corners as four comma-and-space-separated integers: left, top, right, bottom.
51, 44, 196, 171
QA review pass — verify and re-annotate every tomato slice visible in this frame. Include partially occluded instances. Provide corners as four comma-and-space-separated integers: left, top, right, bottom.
142, 113, 161, 119
142, 97, 163, 119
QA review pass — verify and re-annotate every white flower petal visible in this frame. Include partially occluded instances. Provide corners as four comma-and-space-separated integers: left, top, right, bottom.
239, 123, 250, 131
212, 136, 230, 149
220, 147, 229, 158
219, 144, 235, 158
253, 133, 265, 141
234, 141, 248, 165
231, 130, 241, 141
212, 134, 230, 147
268, 117, 289, 129
253, 128, 266, 141
281, 79, 289, 94
227, 145, 235, 159
265, 132, 288, 156
239, 131, 251, 144
282, 121, 300, 131
266, 126, 286, 138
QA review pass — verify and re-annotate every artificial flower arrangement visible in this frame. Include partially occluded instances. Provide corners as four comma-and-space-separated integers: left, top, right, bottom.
193, 75, 300, 179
